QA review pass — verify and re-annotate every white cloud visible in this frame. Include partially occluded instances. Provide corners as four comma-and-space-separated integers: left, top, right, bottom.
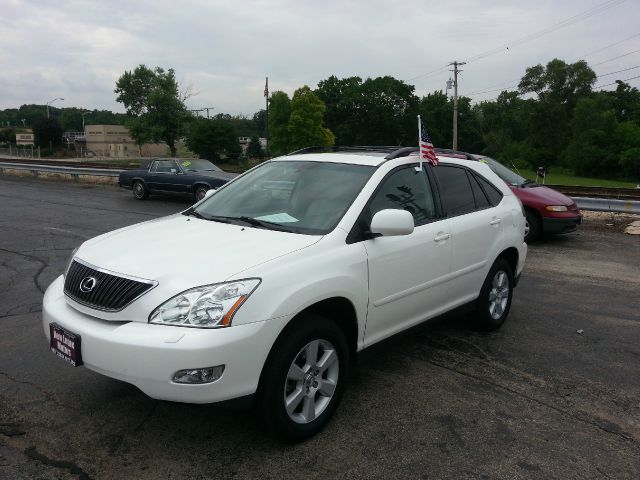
1, 0, 638, 114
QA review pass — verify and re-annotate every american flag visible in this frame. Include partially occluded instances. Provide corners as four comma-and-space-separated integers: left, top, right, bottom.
264, 77, 269, 98
418, 115, 438, 166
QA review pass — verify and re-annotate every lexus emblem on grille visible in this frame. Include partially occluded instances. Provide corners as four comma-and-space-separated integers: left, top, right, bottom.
79, 276, 97, 293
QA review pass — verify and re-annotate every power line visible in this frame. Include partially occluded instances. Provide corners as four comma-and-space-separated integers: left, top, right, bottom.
578, 32, 640, 59
591, 48, 640, 66
464, 0, 628, 64
407, 0, 628, 85
595, 74, 640, 89
406, 64, 450, 82
596, 65, 640, 77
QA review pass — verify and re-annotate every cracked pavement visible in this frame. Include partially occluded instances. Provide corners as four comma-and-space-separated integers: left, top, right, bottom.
0, 175, 639, 479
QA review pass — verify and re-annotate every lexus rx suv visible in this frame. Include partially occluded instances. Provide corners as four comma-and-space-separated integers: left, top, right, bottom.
43, 146, 527, 441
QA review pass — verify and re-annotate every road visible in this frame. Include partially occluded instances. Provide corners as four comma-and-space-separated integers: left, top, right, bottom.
0, 175, 639, 480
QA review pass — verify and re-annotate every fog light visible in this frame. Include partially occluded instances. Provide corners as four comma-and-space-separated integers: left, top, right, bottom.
172, 365, 225, 384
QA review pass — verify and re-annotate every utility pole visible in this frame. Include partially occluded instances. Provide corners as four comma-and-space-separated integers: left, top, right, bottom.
449, 61, 465, 150
203, 107, 215, 119
264, 77, 269, 158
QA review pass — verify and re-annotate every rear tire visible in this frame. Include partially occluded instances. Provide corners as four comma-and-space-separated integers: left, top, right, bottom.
257, 314, 349, 442
132, 181, 148, 200
524, 209, 541, 242
474, 258, 514, 331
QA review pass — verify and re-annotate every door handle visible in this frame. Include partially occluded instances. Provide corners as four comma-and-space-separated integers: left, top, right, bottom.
434, 232, 450, 242
490, 218, 502, 226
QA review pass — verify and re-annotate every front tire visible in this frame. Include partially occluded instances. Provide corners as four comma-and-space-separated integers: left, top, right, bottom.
474, 258, 514, 331
257, 315, 349, 442
132, 181, 148, 200
194, 185, 208, 202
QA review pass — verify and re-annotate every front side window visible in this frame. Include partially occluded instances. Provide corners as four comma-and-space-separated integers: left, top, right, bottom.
367, 167, 436, 224
433, 166, 476, 216
192, 160, 375, 235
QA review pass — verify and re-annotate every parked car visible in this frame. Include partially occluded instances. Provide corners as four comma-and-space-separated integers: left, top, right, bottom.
44, 147, 527, 441
118, 158, 237, 201
434, 149, 582, 242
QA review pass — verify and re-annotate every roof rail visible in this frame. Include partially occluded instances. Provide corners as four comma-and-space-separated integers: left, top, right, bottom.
434, 148, 476, 160
286, 146, 404, 156
384, 147, 418, 160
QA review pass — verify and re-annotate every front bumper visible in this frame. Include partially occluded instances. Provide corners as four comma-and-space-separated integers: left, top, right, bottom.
542, 215, 582, 235
43, 276, 288, 404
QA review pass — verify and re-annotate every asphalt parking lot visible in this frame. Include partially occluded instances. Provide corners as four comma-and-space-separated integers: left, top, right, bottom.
0, 175, 639, 480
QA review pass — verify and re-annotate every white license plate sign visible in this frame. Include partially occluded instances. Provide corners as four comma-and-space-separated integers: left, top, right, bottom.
49, 323, 83, 367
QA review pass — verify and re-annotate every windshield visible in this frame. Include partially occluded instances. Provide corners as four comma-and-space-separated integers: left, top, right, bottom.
191, 160, 375, 235
179, 159, 222, 172
479, 157, 528, 186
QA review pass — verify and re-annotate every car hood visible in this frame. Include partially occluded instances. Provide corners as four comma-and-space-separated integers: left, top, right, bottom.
510, 184, 575, 206
76, 214, 321, 288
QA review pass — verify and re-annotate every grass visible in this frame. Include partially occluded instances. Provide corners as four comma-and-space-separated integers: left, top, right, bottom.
517, 168, 638, 188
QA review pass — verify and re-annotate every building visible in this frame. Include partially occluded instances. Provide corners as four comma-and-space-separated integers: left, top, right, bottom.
16, 131, 34, 146
83, 124, 167, 158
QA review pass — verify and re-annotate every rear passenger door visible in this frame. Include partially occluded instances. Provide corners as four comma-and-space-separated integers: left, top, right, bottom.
432, 165, 504, 303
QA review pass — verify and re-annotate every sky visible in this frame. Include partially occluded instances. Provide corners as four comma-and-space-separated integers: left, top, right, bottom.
1, 0, 639, 116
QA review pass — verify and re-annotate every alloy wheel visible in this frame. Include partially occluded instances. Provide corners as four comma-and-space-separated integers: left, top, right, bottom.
488, 270, 510, 320
283, 339, 339, 424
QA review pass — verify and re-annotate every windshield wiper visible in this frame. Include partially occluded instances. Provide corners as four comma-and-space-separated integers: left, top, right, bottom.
184, 210, 233, 224
222, 216, 295, 232
522, 179, 537, 186
183, 209, 207, 220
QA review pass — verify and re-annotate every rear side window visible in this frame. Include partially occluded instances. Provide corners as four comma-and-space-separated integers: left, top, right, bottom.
469, 174, 490, 209
433, 166, 476, 216
475, 175, 504, 206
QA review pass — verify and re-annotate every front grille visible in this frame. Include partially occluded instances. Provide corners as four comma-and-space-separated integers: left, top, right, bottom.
64, 260, 156, 311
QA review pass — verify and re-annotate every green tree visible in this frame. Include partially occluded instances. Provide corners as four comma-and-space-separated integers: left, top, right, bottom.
316, 75, 419, 146
247, 136, 265, 158
315, 75, 363, 145
32, 117, 63, 149
252, 109, 267, 137
115, 65, 189, 156
564, 95, 618, 175
0, 127, 17, 145
288, 86, 335, 151
267, 91, 292, 156
185, 118, 240, 163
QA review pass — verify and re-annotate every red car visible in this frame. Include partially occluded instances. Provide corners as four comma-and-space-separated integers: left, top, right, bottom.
435, 149, 582, 241
474, 156, 582, 241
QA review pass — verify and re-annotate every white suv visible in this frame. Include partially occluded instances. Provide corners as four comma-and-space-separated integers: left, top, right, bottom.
43, 147, 527, 440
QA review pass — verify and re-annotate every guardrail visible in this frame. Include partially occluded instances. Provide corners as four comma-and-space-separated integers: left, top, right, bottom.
571, 197, 640, 214
0, 162, 122, 179
1, 162, 639, 214
553, 184, 640, 201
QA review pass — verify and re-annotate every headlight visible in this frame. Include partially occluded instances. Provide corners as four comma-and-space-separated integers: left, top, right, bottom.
149, 279, 261, 328
545, 205, 568, 212
64, 247, 80, 277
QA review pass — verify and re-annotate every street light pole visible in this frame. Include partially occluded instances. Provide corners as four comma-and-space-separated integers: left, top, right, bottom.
46, 97, 64, 119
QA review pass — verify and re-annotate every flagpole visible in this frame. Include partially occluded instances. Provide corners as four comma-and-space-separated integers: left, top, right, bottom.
416, 115, 423, 171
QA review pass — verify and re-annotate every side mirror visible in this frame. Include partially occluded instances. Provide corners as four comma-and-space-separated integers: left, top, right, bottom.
370, 209, 414, 237
204, 189, 216, 199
